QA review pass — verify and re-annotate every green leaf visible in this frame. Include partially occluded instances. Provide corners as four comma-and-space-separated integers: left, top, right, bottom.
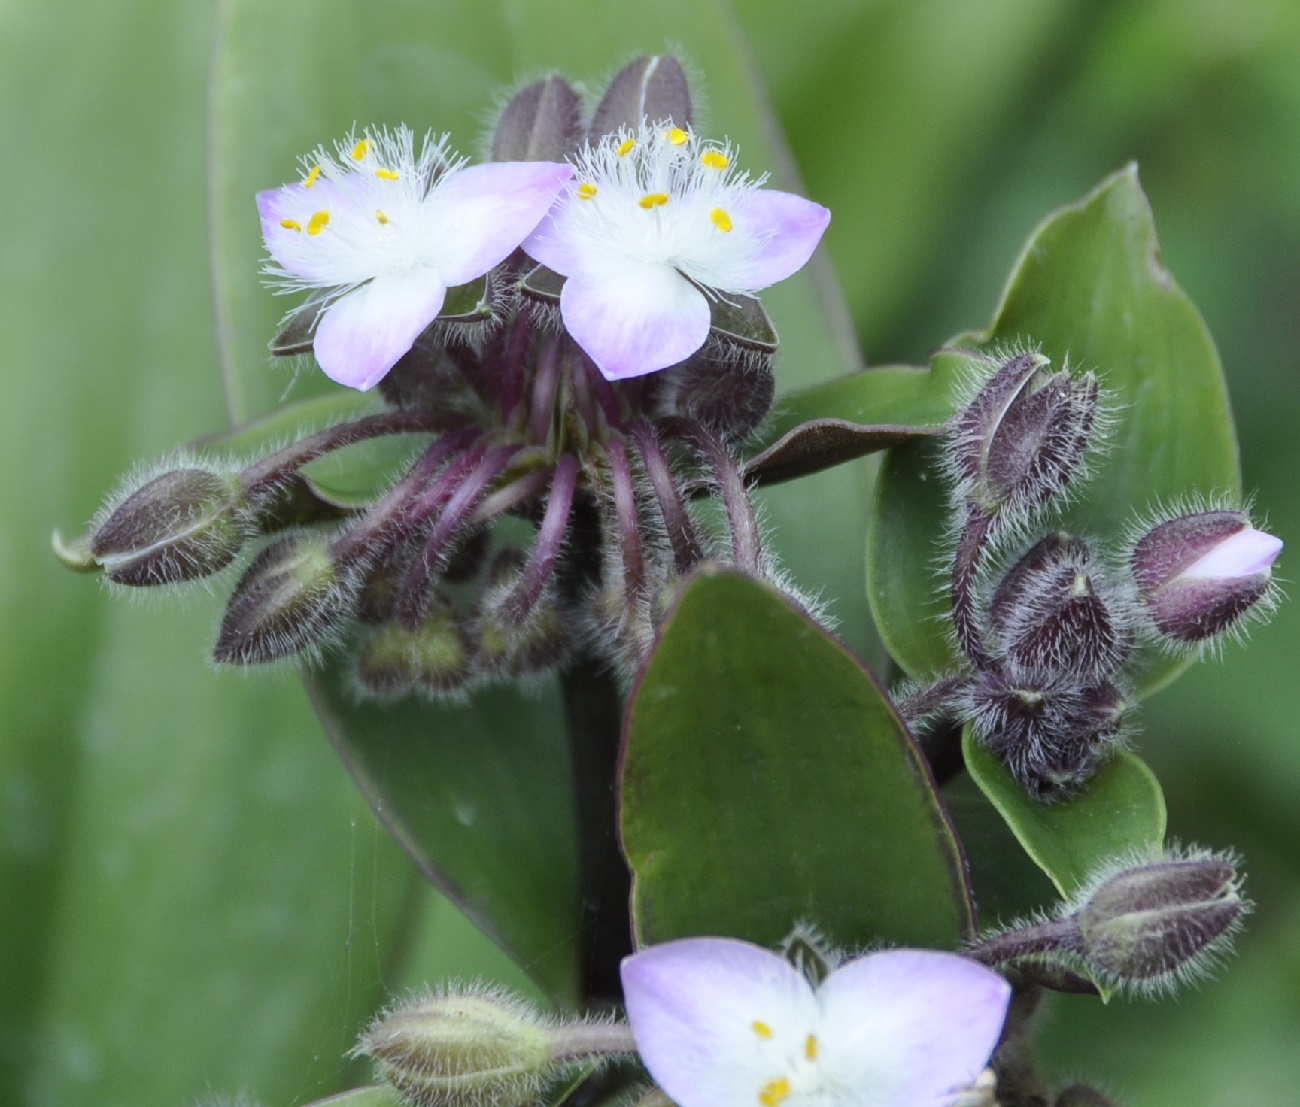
299, 1088, 404, 1107
305, 657, 581, 1006
621, 568, 974, 952
964, 734, 1166, 897
192, 390, 385, 459
300, 433, 434, 508
869, 167, 1241, 691
745, 363, 957, 486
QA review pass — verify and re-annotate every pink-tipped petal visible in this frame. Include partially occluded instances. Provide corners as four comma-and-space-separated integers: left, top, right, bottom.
622, 939, 819, 1107
429, 160, 573, 286
520, 199, 587, 277
818, 950, 1010, 1107
1181, 527, 1282, 580
731, 190, 831, 289
313, 269, 448, 390
560, 263, 711, 380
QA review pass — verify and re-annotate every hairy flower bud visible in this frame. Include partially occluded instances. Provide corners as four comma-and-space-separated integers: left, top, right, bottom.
359, 989, 554, 1107
492, 74, 583, 163
1130, 510, 1282, 644
1054, 1086, 1119, 1107
214, 536, 351, 663
90, 467, 248, 586
647, 335, 776, 444
1073, 851, 1245, 993
589, 54, 692, 138
474, 566, 572, 679
989, 533, 1131, 677
966, 667, 1127, 799
355, 604, 473, 698
948, 350, 1101, 518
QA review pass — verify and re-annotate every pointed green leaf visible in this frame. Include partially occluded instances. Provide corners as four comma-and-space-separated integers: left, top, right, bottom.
305, 658, 580, 1005
870, 168, 1241, 692
621, 568, 974, 952
964, 734, 1166, 897
299, 1088, 404, 1107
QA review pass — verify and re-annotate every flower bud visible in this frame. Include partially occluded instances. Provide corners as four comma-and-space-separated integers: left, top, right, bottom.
214, 536, 351, 664
1054, 1085, 1119, 1107
1073, 851, 1245, 993
646, 337, 775, 444
989, 533, 1130, 677
1130, 510, 1281, 644
492, 74, 583, 162
359, 988, 554, 1107
474, 566, 572, 679
948, 350, 1101, 517
355, 605, 474, 698
966, 667, 1127, 799
589, 54, 692, 138
90, 467, 248, 586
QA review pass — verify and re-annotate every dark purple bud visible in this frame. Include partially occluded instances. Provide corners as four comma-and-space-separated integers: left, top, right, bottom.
90, 467, 248, 586
967, 667, 1127, 799
1054, 1085, 1119, 1107
474, 559, 572, 678
990, 533, 1131, 677
355, 604, 473, 698
645, 338, 775, 444
491, 74, 583, 162
1073, 852, 1246, 993
1131, 510, 1281, 643
589, 55, 692, 138
948, 350, 1100, 516
214, 536, 351, 664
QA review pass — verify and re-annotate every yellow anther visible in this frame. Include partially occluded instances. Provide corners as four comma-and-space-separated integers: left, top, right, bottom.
307, 210, 330, 235
639, 192, 669, 209
804, 1034, 818, 1061
616, 137, 635, 157
375, 168, 400, 180
301, 165, 322, 188
665, 127, 689, 146
351, 138, 371, 160
702, 150, 729, 170
759, 1078, 791, 1107
279, 218, 302, 232
577, 182, 598, 200
376, 209, 389, 225
710, 207, 733, 232
751, 1020, 774, 1039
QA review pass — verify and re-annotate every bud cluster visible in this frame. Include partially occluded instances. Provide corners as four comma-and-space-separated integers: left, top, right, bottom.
970, 846, 1248, 998
64, 55, 827, 689
898, 348, 1282, 798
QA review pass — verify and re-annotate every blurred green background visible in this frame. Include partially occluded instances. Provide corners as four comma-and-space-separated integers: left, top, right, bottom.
2, 1, 1297, 1105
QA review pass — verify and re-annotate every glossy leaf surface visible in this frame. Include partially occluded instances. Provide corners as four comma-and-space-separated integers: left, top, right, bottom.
869, 168, 1241, 689
622, 569, 974, 952
964, 735, 1167, 896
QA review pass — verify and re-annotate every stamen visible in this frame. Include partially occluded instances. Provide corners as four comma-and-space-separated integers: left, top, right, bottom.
665, 127, 689, 146
307, 210, 330, 236
805, 1034, 818, 1061
616, 137, 635, 157
375, 168, 400, 180
279, 218, 302, 232
702, 150, 729, 170
710, 207, 733, 232
577, 182, 598, 200
351, 138, 371, 160
639, 192, 669, 210
751, 1021, 774, 1039
376, 210, 389, 225
301, 165, 322, 188
759, 1078, 791, 1107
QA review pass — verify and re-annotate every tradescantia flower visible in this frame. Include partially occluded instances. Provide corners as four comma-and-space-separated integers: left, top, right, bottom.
258, 127, 572, 390
522, 122, 830, 380
621, 938, 1010, 1107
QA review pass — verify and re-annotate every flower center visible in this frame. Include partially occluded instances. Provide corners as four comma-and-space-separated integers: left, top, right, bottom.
750, 1018, 824, 1107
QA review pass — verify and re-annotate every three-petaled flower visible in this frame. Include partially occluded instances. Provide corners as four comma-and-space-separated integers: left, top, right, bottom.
258, 127, 572, 391
621, 937, 1010, 1107
523, 122, 830, 380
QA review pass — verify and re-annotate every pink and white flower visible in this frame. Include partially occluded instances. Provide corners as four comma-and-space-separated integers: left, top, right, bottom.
522, 123, 830, 381
621, 937, 1009, 1107
258, 127, 571, 391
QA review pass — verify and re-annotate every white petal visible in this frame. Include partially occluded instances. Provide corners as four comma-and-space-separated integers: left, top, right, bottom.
313, 269, 447, 390
424, 160, 573, 285
817, 951, 1010, 1107
622, 939, 820, 1107
559, 262, 711, 380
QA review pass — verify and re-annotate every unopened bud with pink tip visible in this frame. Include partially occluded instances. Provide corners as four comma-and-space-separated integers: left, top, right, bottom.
1130, 509, 1282, 645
